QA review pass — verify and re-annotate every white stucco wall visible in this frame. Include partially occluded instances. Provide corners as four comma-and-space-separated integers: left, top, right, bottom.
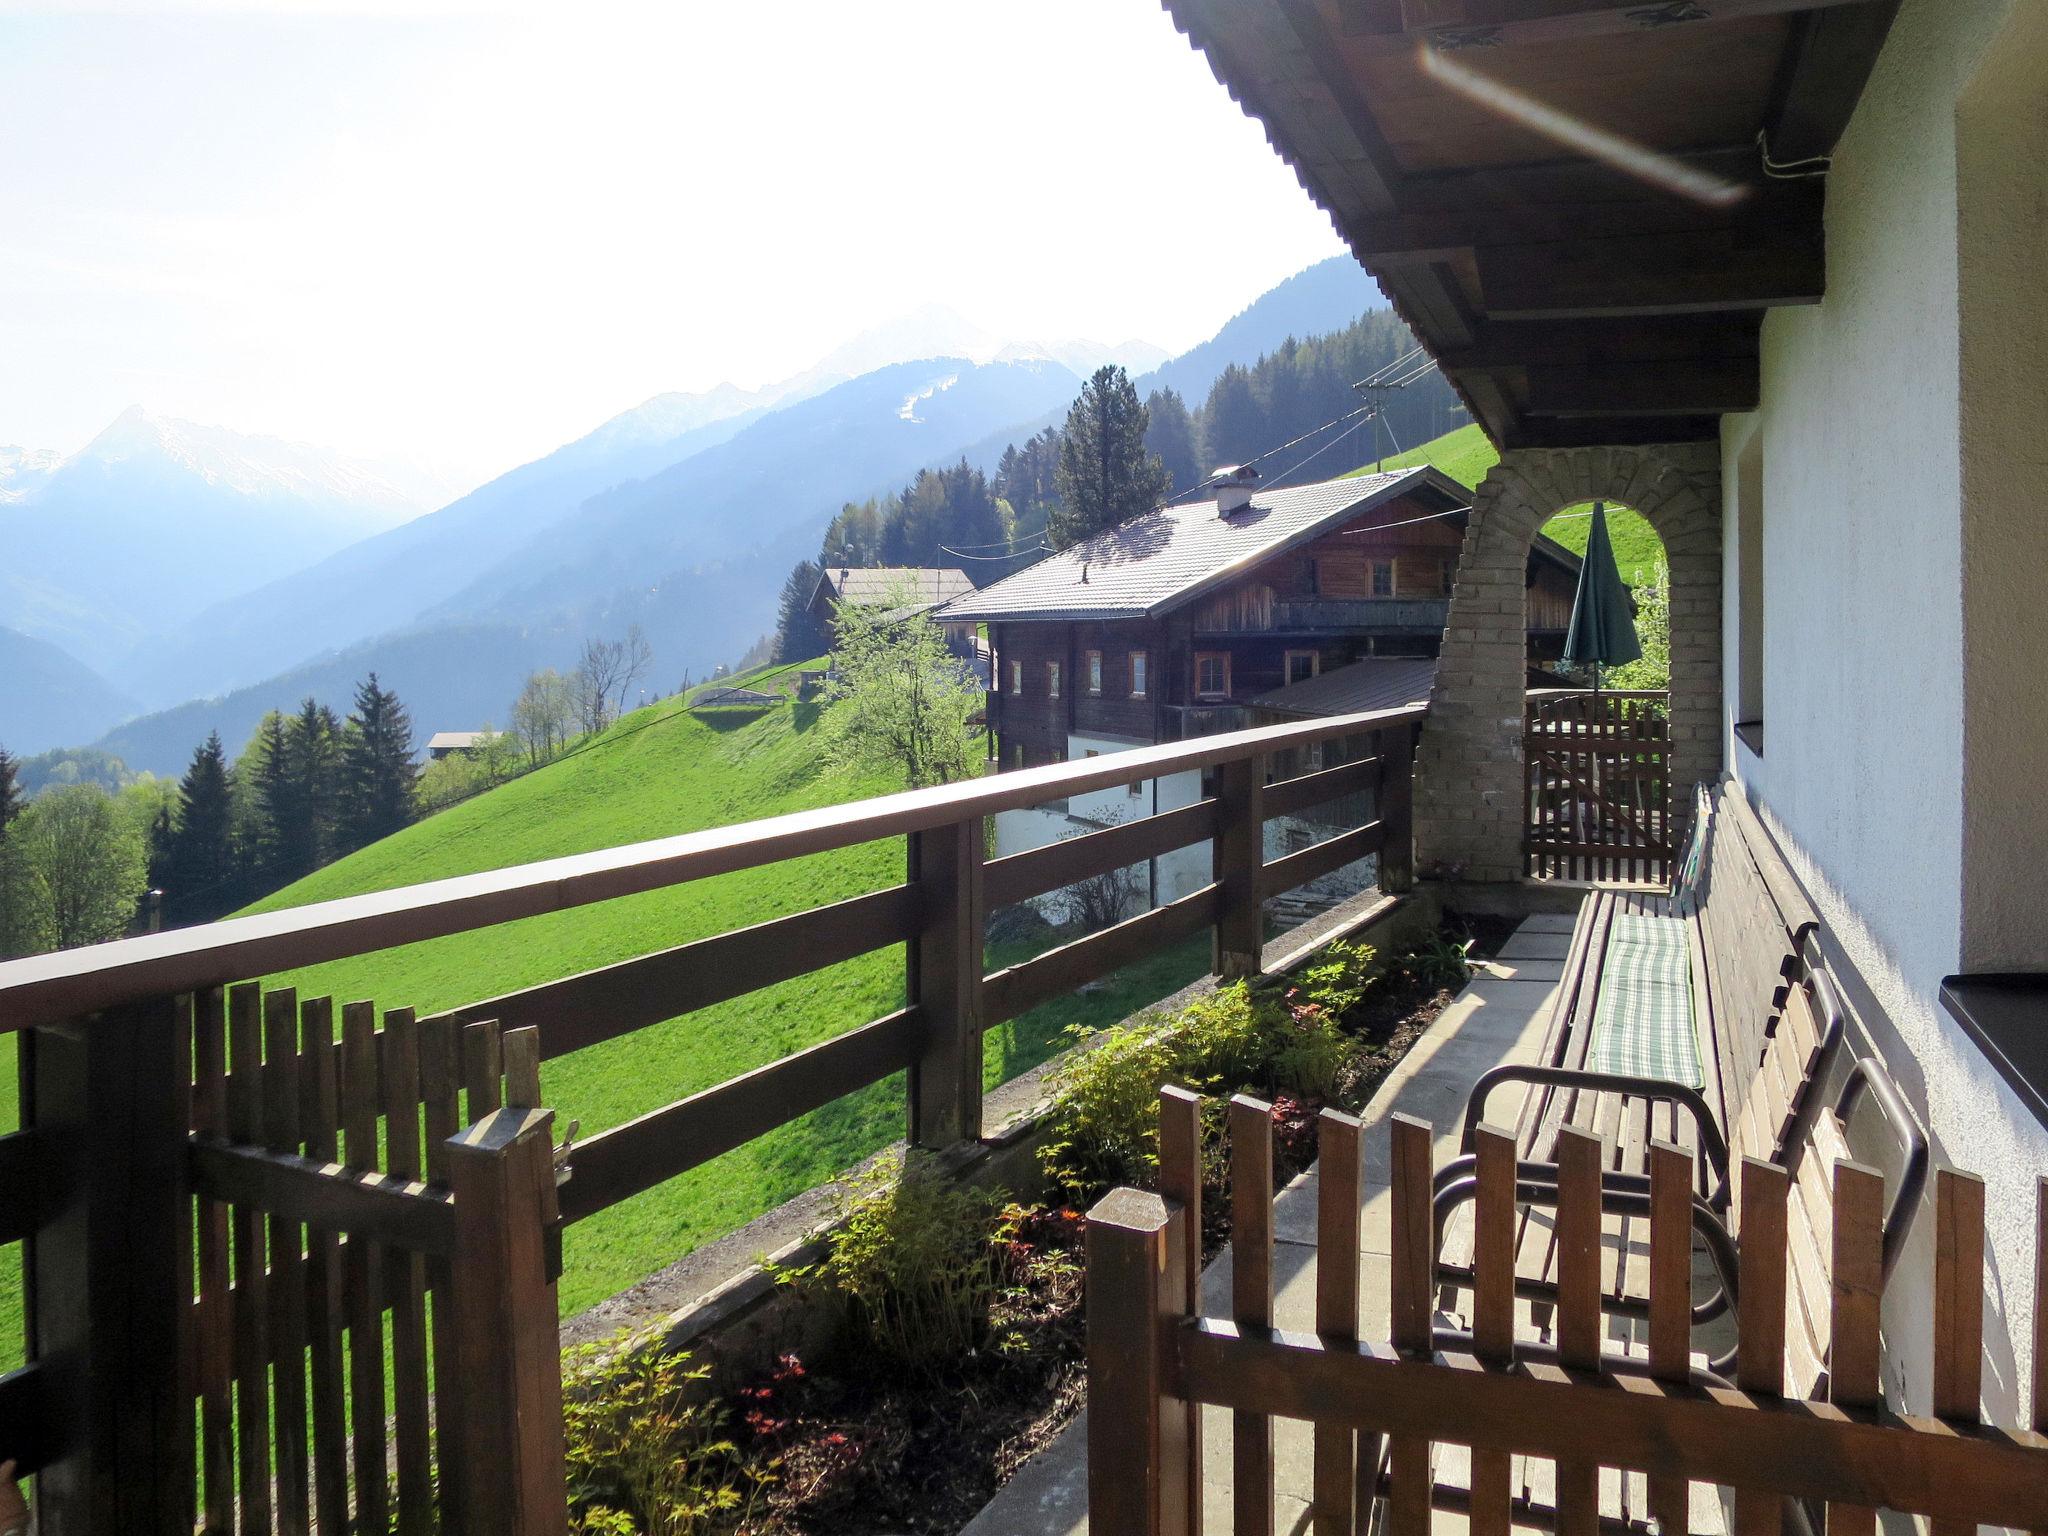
1720, 0, 2046, 1422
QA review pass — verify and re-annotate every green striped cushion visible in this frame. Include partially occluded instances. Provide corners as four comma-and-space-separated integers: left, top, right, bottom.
1586, 914, 1703, 1089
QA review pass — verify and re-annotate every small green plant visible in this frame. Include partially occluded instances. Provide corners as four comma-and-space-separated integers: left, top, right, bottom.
821, 1152, 1010, 1378
1293, 939, 1379, 1022
1037, 1018, 1180, 1200
1406, 930, 1477, 991
1264, 991, 1349, 1098
561, 1333, 759, 1535
1172, 983, 1267, 1086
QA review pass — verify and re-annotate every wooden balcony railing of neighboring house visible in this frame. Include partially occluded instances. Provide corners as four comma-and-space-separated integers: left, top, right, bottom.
1191, 596, 1454, 636
0, 701, 1424, 1536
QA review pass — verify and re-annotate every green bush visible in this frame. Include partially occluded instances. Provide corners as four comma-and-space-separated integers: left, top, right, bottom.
1291, 938, 1379, 1020
1403, 931, 1476, 992
1036, 1019, 1180, 1203
1172, 983, 1267, 1086
820, 1152, 1011, 1378
562, 1334, 758, 1535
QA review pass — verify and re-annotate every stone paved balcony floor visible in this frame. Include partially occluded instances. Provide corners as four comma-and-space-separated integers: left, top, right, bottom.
962, 914, 1656, 1536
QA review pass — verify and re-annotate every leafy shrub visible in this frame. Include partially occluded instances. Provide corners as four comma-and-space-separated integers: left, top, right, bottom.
1404, 931, 1477, 992
1037, 1020, 1179, 1201
1264, 990, 1349, 1098
1293, 939, 1379, 1021
562, 1334, 758, 1535
821, 1153, 1011, 1378
1172, 983, 1268, 1086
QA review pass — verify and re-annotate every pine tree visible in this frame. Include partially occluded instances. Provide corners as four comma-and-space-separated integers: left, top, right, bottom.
165, 732, 236, 925
774, 560, 832, 663
0, 745, 20, 837
1201, 363, 1266, 472
341, 674, 417, 852
272, 699, 343, 882
1143, 388, 1201, 493
1048, 366, 1171, 550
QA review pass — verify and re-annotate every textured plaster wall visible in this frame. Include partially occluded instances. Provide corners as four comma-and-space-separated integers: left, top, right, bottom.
1722, 0, 2044, 1422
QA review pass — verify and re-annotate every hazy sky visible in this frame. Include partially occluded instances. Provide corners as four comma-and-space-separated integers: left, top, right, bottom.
0, 1, 1349, 495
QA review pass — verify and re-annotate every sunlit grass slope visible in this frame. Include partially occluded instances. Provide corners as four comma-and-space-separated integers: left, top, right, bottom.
236, 688, 1198, 1318
1351, 422, 1664, 584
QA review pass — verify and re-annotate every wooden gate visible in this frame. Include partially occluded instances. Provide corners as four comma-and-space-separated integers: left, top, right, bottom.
1524, 689, 1670, 883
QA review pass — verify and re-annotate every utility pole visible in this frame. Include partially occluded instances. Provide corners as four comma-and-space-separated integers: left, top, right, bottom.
1352, 348, 1440, 471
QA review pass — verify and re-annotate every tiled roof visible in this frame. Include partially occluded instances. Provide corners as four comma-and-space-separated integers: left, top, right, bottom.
935, 468, 1471, 624
1245, 657, 1440, 719
822, 566, 975, 609
425, 730, 491, 751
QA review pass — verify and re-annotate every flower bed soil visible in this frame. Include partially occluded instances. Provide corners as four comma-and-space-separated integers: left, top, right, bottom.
721, 950, 1470, 1535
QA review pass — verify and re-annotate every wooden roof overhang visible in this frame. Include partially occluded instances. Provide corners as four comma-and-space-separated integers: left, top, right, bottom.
1160, 0, 1900, 449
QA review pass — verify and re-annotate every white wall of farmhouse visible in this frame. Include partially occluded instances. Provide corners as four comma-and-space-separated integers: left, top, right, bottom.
1720, 0, 2048, 1424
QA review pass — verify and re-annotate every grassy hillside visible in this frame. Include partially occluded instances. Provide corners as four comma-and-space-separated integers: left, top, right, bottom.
1351, 422, 1665, 585
0, 676, 1202, 1365
243, 688, 1196, 1320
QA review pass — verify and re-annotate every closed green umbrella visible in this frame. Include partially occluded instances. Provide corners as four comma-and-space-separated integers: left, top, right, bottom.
1561, 500, 1642, 690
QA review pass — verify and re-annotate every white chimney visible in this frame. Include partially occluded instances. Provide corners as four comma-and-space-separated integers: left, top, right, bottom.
1213, 464, 1258, 517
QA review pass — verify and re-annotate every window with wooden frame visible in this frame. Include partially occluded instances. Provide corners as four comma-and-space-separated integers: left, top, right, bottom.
1085, 650, 1103, 695
1008, 659, 1022, 695
1371, 559, 1395, 597
1047, 661, 1061, 699
1284, 649, 1319, 686
1194, 651, 1231, 699
1129, 650, 1148, 697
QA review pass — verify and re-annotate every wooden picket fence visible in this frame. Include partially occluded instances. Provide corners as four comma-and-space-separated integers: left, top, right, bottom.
185, 989, 561, 1536
1089, 1095, 2048, 1536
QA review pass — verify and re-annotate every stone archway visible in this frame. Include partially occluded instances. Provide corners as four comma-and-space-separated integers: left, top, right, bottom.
1414, 442, 1723, 884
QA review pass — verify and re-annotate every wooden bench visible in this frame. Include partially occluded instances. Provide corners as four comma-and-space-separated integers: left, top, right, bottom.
1399, 783, 1929, 1531
1432, 780, 1927, 1370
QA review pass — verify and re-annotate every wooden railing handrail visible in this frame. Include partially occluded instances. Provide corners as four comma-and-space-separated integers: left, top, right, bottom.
1524, 687, 1668, 700
0, 703, 1425, 1032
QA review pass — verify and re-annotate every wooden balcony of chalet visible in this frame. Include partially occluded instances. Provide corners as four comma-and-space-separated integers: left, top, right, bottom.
1196, 596, 1454, 638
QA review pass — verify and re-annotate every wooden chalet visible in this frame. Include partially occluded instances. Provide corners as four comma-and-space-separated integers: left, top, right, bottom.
940, 466, 1581, 770
807, 564, 977, 652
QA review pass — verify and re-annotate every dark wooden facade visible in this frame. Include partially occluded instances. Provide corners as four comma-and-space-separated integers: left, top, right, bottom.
990, 499, 1576, 768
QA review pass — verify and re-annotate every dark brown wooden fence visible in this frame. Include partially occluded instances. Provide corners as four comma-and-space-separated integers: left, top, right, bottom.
0, 701, 1423, 1536
1088, 1096, 2048, 1536
1524, 688, 1671, 884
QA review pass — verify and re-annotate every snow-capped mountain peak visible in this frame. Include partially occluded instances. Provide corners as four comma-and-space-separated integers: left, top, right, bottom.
0, 444, 61, 503
68, 405, 420, 521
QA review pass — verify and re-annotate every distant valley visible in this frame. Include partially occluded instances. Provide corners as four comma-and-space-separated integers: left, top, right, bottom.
4, 256, 1403, 771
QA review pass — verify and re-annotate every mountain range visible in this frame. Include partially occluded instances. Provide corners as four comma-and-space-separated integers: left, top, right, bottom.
8, 255, 1384, 768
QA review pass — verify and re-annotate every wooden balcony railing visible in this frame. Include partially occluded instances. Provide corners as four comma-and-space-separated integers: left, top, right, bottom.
0, 701, 1423, 1536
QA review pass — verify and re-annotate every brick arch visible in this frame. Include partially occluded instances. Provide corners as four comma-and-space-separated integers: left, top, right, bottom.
1413, 443, 1722, 883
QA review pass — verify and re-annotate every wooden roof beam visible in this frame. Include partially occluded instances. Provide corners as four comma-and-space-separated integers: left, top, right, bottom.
1516, 359, 1761, 415
1767, 0, 1901, 162
1349, 178, 1822, 257
1436, 315, 1762, 370
1504, 413, 1724, 449
1343, 0, 1890, 51
1474, 225, 1823, 318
